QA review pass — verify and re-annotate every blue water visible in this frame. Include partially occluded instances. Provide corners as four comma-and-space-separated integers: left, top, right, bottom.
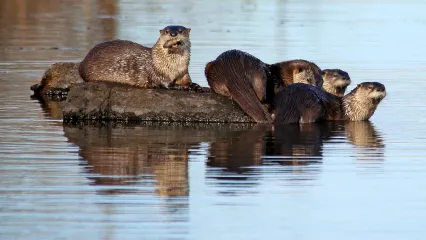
1, 0, 426, 239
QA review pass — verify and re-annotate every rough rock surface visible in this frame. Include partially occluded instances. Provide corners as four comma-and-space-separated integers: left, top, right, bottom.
30, 62, 255, 123
30, 62, 83, 97
63, 82, 254, 123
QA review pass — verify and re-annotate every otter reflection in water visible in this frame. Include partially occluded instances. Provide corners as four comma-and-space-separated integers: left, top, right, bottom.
206, 121, 385, 187
30, 94, 66, 120
64, 122, 190, 197
63, 120, 385, 199
344, 121, 385, 162
63, 122, 255, 197
206, 123, 331, 186
206, 124, 269, 190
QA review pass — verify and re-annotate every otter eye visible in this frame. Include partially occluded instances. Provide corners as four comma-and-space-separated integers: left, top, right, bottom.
165, 29, 170, 34
178, 29, 183, 34
298, 68, 303, 73
368, 86, 373, 90
333, 74, 337, 77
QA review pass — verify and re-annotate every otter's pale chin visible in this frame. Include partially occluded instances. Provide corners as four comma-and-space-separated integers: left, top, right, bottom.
334, 79, 351, 87
370, 91, 386, 99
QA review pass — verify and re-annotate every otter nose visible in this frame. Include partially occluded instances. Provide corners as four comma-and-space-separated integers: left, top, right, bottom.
170, 32, 177, 37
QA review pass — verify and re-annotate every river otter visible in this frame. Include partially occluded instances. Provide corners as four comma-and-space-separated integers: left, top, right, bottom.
274, 82, 386, 124
204, 49, 322, 123
79, 25, 200, 91
268, 60, 323, 88
322, 69, 351, 97
205, 50, 274, 123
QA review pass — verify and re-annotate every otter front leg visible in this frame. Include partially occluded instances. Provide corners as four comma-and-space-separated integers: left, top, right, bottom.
174, 73, 192, 86
168, 73, 205, 93
167, 73, 191, 90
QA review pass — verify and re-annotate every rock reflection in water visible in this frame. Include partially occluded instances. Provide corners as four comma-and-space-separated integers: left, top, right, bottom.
64, 123, 189, 197
63, 122, 255, 197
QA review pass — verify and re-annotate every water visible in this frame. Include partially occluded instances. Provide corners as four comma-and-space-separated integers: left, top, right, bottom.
1, 0, 426, 239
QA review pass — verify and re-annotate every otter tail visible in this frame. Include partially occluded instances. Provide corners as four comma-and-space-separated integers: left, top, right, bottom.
226, 77, 273, 123
205, 53, 273, 123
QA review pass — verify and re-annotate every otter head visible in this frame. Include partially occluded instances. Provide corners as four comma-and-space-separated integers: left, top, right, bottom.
356, 82, 386, 102
159, 25, 191, 51
343, 82, 386, 121
322, 69, 351, 96
289, 61, 323, 88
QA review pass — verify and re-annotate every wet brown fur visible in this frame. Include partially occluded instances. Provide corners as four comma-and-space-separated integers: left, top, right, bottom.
79, 25, 192, 89
274, 82, 386, 124
268, 60, 323, 89
205, 50, 323, 123
322, 69, 351, 97
205, 50, 274, 123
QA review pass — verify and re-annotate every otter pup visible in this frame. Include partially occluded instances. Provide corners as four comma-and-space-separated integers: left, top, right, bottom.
204, 49, 322, 123
274, 82, 386, 124
322, 69, 351, 97
79, 25, 199, 90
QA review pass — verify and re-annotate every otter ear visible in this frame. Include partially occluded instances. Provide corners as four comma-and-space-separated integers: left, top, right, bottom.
186, 28, 191, 33
321, 70, 326, 75
159, 29, 163, 34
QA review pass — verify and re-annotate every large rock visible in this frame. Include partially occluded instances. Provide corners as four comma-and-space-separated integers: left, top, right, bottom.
30, 62, 83, 97
63, 82, 254, 123
30, 62, 255, 123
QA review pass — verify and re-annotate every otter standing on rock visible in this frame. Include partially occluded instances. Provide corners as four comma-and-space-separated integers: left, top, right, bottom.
205, 49, 323, 123
79, 25, 199, 91
322, 69, 351, 97
274, 82, 386, 124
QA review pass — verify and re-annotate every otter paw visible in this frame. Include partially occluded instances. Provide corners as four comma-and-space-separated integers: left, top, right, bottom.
168, 83, 205, 93
167, 83, 185, 91
187, 83, 205, 93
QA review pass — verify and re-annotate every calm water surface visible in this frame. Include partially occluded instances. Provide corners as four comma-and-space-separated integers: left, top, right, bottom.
1, 0, 426, 239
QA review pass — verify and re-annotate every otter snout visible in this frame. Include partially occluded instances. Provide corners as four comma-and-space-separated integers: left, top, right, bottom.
375, 87, 386, 99
375, 85, 386, 92
366, 82, 386, 99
